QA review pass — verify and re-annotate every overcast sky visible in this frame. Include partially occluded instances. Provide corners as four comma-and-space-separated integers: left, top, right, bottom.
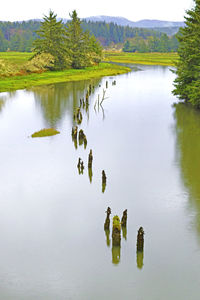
1, 0, 194, 21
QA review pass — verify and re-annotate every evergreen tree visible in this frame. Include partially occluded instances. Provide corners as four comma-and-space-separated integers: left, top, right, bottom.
33, 10, 67, 70
65, 10, 90, 68
173, 0, 200, 107
66, 10, 102, 68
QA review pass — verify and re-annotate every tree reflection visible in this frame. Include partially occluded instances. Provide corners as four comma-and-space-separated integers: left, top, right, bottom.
136, 251, 144, 269
174, 103, 200, 235
31, 79, 101, 127
0, 91, 17, 114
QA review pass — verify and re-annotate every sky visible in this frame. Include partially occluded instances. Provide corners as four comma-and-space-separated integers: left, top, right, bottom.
0, 0, 194, 22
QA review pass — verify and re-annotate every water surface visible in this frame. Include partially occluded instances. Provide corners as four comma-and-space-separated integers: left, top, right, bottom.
0, 65, 200, 300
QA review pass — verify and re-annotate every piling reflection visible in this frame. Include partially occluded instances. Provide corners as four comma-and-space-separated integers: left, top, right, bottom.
105, 229, 111, 247
122, 226, 127, 240
174, 103, 200, 236
112, 246, 121, 265
137, 251, 144, 269
88, 150, 93, 183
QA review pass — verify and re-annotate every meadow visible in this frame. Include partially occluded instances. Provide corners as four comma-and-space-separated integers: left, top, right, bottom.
104, 51, 179, 66
0, 52, 131, 92
0, 51, 178, 92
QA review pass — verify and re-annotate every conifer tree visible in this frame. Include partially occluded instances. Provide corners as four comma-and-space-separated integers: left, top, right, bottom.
33, 10, 67, 70
65, 10, 90, 69
173, 0, 200, 107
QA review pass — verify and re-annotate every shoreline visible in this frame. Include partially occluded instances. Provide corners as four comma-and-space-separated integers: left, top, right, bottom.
0, 63, 131, 93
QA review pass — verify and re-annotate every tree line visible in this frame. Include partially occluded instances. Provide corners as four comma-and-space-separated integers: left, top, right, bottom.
0, 17, 179, 52
122, 33, 179, 53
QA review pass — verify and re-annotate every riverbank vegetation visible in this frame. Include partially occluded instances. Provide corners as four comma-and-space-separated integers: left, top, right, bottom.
104, 51, 179, 66
31, 128, 60, 137
0, 61, 130, 92
173, 0, 200, 108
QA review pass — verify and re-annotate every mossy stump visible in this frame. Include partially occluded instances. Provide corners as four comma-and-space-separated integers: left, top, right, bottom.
112, 216, 121, 246
137, 227, 144, 252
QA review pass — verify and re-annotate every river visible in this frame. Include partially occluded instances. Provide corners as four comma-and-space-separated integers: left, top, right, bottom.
0, 65, 199, 299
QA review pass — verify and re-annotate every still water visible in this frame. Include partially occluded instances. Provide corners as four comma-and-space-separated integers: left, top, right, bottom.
0, 65, 200, 300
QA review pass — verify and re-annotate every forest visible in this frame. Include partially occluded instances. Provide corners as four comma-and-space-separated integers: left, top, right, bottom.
0, 18, 179, 52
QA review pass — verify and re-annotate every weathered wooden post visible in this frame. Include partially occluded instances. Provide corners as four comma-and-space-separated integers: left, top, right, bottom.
106, 81, 108, 88
88, 150, 93, 168
77, 157, 81, 174
80, 161, 84, 174
112, 216, 121, 246
102, 170, 107, 193
104, 207, 111, 247
84, 136, 87, 149
78, 129, 84, 146
104, 207, 111, 230
121, 209, 127, 227
137, 227, 144, 252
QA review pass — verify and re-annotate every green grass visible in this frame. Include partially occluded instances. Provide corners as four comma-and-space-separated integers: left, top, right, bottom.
104, 51, 179, 66
0, 52, 131, 92
31, 128, 60, 138
0, 52, 33, 65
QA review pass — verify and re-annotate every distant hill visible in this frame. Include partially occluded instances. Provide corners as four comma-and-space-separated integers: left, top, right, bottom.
83, 16, 185, 28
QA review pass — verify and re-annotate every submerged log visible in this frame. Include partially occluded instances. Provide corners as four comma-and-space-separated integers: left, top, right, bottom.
137, 227, 144, 252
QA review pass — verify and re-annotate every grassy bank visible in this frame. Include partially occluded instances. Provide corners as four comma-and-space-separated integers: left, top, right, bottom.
0, 52, 131, 92
104, 51, 179, 66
